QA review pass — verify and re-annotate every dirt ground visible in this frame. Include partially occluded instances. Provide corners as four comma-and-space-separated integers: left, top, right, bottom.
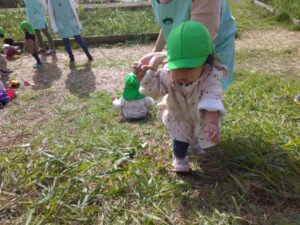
1, 29, 299, 98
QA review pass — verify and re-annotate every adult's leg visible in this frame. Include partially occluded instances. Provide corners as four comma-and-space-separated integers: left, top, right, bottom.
63, 38, 75, 62
41, 28, 55, 50
35, 29, 44, 49
74, 35, 93, 60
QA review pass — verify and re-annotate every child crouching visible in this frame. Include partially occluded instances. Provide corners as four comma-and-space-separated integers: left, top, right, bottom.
113, 73, 154, 120
138, 21, 227, 172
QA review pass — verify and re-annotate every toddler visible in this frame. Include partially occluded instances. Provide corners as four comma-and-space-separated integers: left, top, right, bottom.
137, 21, 227, 172
113, 73, 154, 120
20, 21, 42, 70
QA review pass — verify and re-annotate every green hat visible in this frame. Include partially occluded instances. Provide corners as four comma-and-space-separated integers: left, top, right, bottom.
167, 20, 213, 70
122, 73, 145, 101
19, 21, 35, 35
0, 27, 4, 38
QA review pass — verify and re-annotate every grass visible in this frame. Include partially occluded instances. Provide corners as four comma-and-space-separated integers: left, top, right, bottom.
0, 7, 159, 42
1, 0, 298, 43
262, 0, 300, 20
1, 74, 300, 224
1, 0, 300, 224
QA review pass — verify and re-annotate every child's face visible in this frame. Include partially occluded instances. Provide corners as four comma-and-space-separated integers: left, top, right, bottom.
170, 65, 204, 84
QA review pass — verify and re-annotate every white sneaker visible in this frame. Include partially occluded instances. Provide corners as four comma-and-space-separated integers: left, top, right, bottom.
45, 49, 56, 55
37, 47, 45, 54
172, 157, 190, 172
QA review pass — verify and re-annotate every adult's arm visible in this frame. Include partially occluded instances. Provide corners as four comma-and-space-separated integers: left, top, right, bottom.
191, 0, 222, 40
153, 29, 166, 52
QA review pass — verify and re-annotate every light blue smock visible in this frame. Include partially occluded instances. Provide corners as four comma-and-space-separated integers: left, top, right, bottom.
48, 0, 80, 38
150, 0, 192, 40
24, 0, 47, 29
150, 0, 237, 90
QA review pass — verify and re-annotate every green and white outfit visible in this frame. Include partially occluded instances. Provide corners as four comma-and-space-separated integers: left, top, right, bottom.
113, 73, 154, 119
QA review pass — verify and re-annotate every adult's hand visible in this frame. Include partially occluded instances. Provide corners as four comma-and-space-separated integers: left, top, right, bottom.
132, 51, 167, 80
132, 51, 167, 77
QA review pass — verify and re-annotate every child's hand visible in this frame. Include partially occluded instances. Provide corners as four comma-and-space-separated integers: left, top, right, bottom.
204, 123, 220, 144
132, 62, 146, 81
132, 52, 167, 79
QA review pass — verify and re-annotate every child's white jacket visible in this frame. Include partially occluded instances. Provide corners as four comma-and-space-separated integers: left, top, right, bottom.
140, 62, 226, 149
113, 97, 154, 120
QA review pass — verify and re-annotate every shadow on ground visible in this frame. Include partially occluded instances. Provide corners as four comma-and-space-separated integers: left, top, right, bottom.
32, 55, 62, 90
65, 62, 96, 98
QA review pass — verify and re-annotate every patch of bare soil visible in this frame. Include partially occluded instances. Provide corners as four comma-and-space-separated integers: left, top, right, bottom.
236, 29, 300, 50
3, 28, 299, 100
5, 43, 154, 94
235, 29, 300, 75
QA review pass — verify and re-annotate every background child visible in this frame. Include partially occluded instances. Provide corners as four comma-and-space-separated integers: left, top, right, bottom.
113, 72, 154, 120
137, 21, 227, 172
20, 21, 42, 70
0, 27, 13, 75
47, 0, 93, 63
24, 0, 56, 55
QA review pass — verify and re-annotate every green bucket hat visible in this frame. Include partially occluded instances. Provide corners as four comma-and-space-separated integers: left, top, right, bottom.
122, 73, 145, 101
19, 21, 35, 35
167, 20, 213, 70
0, 26, 4, 38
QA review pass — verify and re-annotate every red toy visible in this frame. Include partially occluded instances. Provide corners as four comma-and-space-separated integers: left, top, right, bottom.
6, 89, 16, 100
24, 80, 34, 86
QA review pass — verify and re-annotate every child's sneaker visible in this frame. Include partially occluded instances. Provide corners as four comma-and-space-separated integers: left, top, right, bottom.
172, 157, 190, 172
45, 49, 56, 55
37, 47, 45, 54
33, 63, 42, 70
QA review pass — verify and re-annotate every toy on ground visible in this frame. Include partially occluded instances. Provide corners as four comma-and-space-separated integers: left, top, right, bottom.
3, 44, 21, 61
6, 88, 16, 100
11, 79, 20, 88
23, 80, 34, 86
